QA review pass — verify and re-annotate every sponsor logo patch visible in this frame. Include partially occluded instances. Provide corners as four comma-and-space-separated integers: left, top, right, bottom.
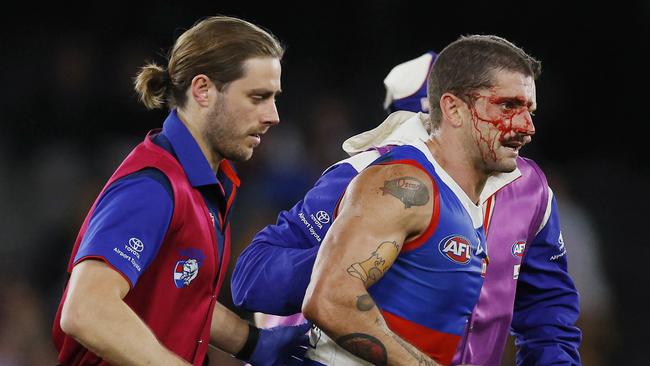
173, 259, 200, 288
128, 237, 144, 252
439, 235, 472, 264
315, 210, 330, 224
511, 240, 526, 258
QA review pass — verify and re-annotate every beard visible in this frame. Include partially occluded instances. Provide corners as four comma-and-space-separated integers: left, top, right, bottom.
203, 98, 253, 163
486, 154, 518, 173
467, 116, 520, 175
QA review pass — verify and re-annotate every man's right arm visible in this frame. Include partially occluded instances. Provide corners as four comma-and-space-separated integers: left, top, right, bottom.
302, 163, 440, 365
59, 170, 187, 364
60, 260, 190, 366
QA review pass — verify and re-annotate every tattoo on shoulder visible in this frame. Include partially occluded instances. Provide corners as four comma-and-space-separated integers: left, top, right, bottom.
337, 333, 387, 366
347, 241, 400, 287
356, 294, 376, 311
380, 176, 430, 208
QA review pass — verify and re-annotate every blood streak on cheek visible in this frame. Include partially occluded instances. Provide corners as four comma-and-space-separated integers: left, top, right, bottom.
470, 95, 533, 162
470, 107, 509, 162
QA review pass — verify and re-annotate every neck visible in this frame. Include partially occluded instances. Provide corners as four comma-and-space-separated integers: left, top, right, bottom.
176, 108, 223, 173
425, 136, 488, 204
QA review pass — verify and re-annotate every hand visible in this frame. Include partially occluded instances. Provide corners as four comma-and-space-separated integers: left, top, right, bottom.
247, 322, 311, 366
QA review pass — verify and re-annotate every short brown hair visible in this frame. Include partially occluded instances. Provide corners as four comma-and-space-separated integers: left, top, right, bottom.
134, 16, 284, 110
427, 35, 541, 129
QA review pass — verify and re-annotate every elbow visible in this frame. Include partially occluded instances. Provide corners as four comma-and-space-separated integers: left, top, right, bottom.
301, 291, 319, 322
59, 296, 92, 340
301, 284, 337, 331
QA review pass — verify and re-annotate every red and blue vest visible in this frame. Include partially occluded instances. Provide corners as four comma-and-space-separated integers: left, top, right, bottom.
53, 132, 236, 365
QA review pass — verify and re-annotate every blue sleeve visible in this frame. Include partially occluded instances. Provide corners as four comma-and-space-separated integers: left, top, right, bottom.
512, 196, 582, 365
74, 169, 174, 287
231, 163, 358, 315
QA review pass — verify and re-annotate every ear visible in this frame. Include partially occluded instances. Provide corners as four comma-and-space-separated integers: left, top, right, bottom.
190, 74, 212, 108
440, 92, 466, 128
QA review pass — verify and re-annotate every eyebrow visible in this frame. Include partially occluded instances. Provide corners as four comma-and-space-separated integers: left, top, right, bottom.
492, 96, 535, 110
250, 88, 282, 96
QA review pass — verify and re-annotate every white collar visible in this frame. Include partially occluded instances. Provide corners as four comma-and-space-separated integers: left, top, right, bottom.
341, 110, 520, 214
480, 169, 521, 204
342, 111, 428, 155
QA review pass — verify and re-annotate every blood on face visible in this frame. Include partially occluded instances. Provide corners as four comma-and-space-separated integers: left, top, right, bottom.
466, 89, 535, 162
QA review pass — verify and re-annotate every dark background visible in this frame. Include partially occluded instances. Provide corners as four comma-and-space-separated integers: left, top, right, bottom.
0, 2, 647, 364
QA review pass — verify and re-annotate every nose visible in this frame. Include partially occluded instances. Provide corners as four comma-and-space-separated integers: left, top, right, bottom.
262, 100, 280, 126
512, 110, 535, 136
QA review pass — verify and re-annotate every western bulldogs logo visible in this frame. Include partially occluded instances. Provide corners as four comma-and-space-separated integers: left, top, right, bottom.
511, 240, 526, 258
439, 235, 472, 264
173, 259, 200, 288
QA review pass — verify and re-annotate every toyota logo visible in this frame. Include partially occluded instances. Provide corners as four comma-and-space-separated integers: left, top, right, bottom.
315, 211, 330, 224
128, 237, 145, 252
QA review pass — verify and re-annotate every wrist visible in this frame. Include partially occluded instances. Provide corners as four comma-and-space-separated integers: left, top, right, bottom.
233, 323, 260, 361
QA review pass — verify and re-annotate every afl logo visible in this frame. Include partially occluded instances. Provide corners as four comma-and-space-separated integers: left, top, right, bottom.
128, 237, 144, 252
315, 210, 330, 224
439, 235, 472, 264
511, 240, 526, 258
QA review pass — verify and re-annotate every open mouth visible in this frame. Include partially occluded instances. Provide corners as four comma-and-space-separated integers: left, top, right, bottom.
501, 140, 524, 153
501, 140, 524, 150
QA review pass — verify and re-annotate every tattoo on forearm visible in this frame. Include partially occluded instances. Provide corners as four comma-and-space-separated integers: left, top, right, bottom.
356, 294, 376, 311
380, 176, 429, 208
391, 333, 436, 366
347, 241, 399, 287
337, 333, 387, 366
374, 316, 435, 365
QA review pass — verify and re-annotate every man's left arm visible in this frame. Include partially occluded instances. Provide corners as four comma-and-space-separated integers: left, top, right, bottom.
512, 194, 582, 365
209, 302, 310, 365
231, 162, 360, 315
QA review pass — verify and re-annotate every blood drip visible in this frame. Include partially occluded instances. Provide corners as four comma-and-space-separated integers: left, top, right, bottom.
467, 91, 534, 162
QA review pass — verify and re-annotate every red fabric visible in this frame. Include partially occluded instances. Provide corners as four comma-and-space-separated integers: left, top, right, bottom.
383, 310, 461, 366
53, 132, 234, 365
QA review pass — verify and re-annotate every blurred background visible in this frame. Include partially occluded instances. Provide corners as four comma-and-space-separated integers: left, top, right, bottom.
1, 1, 648, 365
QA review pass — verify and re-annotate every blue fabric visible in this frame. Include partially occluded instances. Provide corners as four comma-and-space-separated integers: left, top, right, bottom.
234, 144, 486, 338
74, 170, 173, 286
247, 322, 312, 366
161, 109, 218, 187
161, 110, 233, 265
365, 145, 486, 337
512, 197, 582, 365
232, 162, 359, 315
75, 110, 232, 286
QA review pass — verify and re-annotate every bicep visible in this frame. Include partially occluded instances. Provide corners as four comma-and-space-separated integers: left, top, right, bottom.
68, 259, 131, 301
60, 259, 133, 341
313, 165, 433, 289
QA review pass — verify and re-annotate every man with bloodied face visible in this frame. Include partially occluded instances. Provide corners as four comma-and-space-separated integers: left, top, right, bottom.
426, 38, 537, 176
231, 35, 568, 366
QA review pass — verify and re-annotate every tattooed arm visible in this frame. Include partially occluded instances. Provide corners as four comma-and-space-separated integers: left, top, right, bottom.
302, 164, 441, 366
